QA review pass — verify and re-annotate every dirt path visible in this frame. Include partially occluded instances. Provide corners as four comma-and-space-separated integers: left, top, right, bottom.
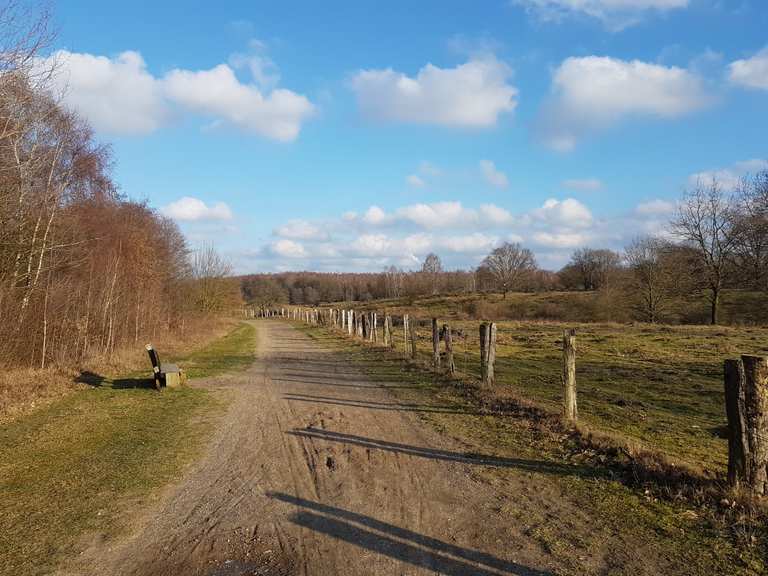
59, 320, 562, 576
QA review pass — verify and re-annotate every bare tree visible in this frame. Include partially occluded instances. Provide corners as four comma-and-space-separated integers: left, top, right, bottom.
421, 252, 443, 294
624, 236, 677, 322
190, 243, 235, 313
733, 171, 768, 290
568, 248, 622, 291
383, 265, 404, 298
481, 242, 536, 298
672, 178, 739, 324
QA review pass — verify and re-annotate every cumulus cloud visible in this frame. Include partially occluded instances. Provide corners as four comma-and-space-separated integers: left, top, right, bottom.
635, 199, 676, 216
562, 178, 603, 192
37, 47, 314, 140
689, 159, 768, 191
274, 219, 328, 240
480, 160, 509, 188
164, 64, 314, 140
512, 0, 689, 30
41, 50, 167, 135
533, 198, 593, 228
244, 196, 685, 272
350, 56, 517, 127
539, 56, 710, 151
729, 47, 768, 91
161, 197, 233, 221
270, 239, 307, 258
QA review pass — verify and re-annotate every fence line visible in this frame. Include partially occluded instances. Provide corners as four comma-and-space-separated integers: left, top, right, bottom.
243, 304, 768, 495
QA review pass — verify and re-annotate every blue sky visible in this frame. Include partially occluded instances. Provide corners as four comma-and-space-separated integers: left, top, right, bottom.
48, 0, 768, 272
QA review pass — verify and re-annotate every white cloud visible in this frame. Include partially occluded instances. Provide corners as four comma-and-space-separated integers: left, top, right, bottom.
479, 204, 514, 225
512, 0, 688, 30
533, 198, 593, 228
41, 50, 167, 135
164, 64, 314, 141
350, 56, 517, 127
406, 174, 425, 188
270, 239, 307, 258
245, 197, 687, 272
729, 47, 768, 91
532, 231, 590, 248
362, 205, 388, 225
395, 201, 469, 228
689, 159, 768, 190
480, 160, 509, 188
274, 219, 328, 240
540, 56, 710, 150
37, 48, 314, 141
635, 199, 676, 216
161, 197, 233, 221
562, 178, 603, 191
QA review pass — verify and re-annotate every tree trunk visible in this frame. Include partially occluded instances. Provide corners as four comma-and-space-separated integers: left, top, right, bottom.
710, 287, 720, 325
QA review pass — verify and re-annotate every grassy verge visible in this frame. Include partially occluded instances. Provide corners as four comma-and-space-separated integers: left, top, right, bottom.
296, 322, 766, 575
0, 322, 256, 576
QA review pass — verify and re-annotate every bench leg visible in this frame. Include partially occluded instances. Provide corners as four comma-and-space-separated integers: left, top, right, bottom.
165, 372, 181, 388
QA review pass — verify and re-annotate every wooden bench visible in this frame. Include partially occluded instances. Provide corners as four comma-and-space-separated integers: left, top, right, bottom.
145, 344, 185, 389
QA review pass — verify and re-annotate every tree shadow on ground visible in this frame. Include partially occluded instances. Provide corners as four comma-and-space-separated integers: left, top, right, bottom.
287, 428, 600, 479
74, 370, 155, 390
282, 392, 474, 414
267, 492, 554, 576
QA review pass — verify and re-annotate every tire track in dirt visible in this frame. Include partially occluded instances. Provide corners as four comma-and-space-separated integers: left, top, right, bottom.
57, 320, 560, 576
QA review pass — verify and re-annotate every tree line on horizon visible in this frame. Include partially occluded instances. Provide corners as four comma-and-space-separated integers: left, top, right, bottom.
0, 5, 238, 369
243, 172, 768, 326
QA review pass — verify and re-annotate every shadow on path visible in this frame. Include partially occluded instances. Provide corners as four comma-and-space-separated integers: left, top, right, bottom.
288, 428, 598, 478
282, 393, 475, 415
268, 492, 553, 576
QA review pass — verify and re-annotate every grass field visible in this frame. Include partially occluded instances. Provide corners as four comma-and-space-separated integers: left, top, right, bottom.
0, 322, 256, 576
324, 293, 768, 475
297, 323, 767, 576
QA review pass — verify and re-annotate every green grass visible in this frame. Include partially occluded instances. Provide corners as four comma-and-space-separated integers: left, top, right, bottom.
0, 321, 256, 576
297, 323, 767, 575
326, 295, 768, 473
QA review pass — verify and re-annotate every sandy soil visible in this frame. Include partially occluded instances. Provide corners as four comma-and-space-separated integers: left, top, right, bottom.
57, 320, 577, 575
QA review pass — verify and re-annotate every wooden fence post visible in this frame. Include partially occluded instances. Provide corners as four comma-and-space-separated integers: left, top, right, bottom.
362, 312, 369, 340
444, 324, 455, 375
725, 355, 768, 494
410, 318, 417, 360
403, 315, 409, 357
368, 312, 374, 342
383, 314, 391, 346
348, 310, 354, 335
480, 323, 496, 386
562, 329, 577, 423
432, 318, 440, 370
372, 312, 378, 342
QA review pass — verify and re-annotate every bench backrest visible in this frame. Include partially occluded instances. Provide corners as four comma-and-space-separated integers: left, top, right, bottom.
145, 344, 161, 374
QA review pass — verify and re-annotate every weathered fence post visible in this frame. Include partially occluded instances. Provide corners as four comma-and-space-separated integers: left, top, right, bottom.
362, 312, 369, 340
387, 316, 395, 348
479, 322, 496, 386
725, 355, 768, 493
403, 315, 409, 357
348, 310, 354, 335
383, 314, 391, 346
410, 318, 417, 360
562, 329, 578, 423
444, 324, 455, 375
357, 312, 364, 338
372, 312, 378, 342
432, 318, 440, 370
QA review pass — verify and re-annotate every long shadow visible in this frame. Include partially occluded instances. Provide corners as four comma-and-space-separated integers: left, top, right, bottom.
272, 376, 422, 390
74, 370, 155, 390
288, 428, 598, 478
282, 393, 476, 415
268, 492, 552, 576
